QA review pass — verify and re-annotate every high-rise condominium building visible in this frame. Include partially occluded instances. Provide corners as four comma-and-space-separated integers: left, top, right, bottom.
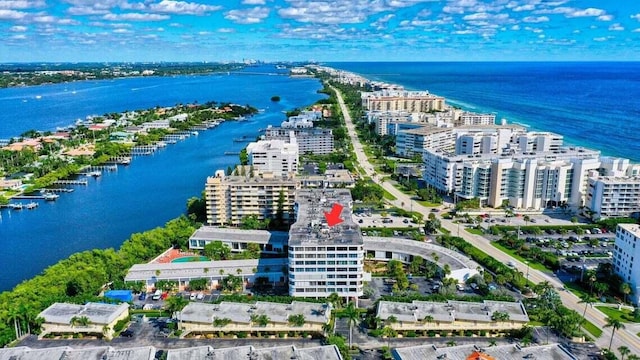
288, 189, 364, 299
613, 224, 640, 305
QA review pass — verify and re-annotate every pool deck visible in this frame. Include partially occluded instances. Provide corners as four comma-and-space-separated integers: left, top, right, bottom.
152, 248, 200, 264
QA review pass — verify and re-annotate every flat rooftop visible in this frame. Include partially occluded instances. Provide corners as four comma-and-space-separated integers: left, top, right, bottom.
124, 258, 287, 282
189, 227, 289, 245
167, 345, 342, 360
0, 346, 156, 360
38, 302, 129, 325
393, 343, 576, 360
428, 146, 600, 162
179, 301, 330, 325
289, 189, 363, 246
377, 300, 529, 324
618, 223, 640, 238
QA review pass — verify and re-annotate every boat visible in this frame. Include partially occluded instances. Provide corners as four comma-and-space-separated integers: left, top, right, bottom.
43, 193, 60, 201
88, 171, 102, 177
26, 202, 38, 210
35, 95, 42, 99
191, 131, 199, 136
157, 141, 167, 148
9, 203, 23, 210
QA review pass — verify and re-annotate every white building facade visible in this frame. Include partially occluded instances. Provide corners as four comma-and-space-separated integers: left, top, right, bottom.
246, 140, 299, 177
613, 224, 640, 305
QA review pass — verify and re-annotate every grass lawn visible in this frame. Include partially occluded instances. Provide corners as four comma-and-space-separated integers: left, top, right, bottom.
490, 242, 549, 272
439, 227, 451, 235
382, 189, 397, 201
595, 306, 640, 323
465, 228, 484, 235
563, 282, 589, 299
416, 200, 442, 208
582, 319, 603, 338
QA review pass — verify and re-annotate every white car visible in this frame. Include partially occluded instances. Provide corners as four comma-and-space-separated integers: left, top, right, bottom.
196, 293, 204, 300
189, 293, 197, 301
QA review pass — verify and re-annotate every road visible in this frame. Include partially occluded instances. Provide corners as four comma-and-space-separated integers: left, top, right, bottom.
332, 85, 640, 355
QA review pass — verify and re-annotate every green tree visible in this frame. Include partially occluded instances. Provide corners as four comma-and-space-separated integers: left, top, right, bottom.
342, 301, 359, 349
620, 283, 632, 304
618, 346, 631, 360
605, 317, 626, 351
578, 294, 598, 333
328, 292, 343, 309
239, 148, 249, 165
203, 241, 231, 260
288, 314, 306, 327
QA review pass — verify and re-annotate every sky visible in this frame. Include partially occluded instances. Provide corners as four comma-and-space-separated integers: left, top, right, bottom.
1, 0, 639, 62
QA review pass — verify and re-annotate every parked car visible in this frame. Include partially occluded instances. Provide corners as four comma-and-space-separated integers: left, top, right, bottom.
138, 292, 147, 301
152, 290, 162, 301
189, 293, 197, 301
196, 292, 204, 300
120, 329, 134, 337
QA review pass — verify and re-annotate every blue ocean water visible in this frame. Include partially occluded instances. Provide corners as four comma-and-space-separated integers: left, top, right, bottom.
328, 62, 640, 161
0, 66, 324, 291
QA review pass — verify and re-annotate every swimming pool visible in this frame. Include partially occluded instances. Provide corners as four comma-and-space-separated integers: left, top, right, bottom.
171, 256, 209, 263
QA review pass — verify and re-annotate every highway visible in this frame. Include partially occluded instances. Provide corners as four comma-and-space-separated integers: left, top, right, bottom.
332, 85, 640, 356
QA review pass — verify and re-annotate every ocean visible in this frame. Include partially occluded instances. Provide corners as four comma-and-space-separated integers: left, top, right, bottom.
327, 62, 640, 161
0, 65, 325, 291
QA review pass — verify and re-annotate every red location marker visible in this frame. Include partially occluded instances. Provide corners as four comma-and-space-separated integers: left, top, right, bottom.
324, 203, 344, 227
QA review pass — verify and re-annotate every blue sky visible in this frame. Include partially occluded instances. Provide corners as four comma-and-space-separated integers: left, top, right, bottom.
1, 0, 639, 62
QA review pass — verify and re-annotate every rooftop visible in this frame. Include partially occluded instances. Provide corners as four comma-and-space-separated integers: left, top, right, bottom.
38, 302, 129, 325
189, 227, 289, 245
179, 301, 331, 325
289, 189, 363, 246
618, 223, 640, 238
392, 343, 577, 360
376, 300, 529, 324
0, 346, 156, 360
124, 258, 287, 282
166, 345, 342, 360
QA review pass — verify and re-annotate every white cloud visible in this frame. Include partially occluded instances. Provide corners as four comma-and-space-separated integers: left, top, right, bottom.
608, 23, 624, 31
103, 13, 170, 21
511, 24, 520, 30
463, 12, 488, 21
9, 25, 27, 31
597, 14, 613, 21
242, 0, 265, 4
633, 28, 640, 33
523, 16, 549, 23
593, 36, 608, 42
225, 6, 269, 24
0, 9, 28, 19
513, 4, 535, 12
218, 27, 235, 33
631, 14, 640, 21
0, 0, 45, 10
67, 6, 110, 15
566, 8, 605, 18
11, 34, 27, 40
113, 28, 131, 33
149, 0, 221, 15
453, 29, 475, 35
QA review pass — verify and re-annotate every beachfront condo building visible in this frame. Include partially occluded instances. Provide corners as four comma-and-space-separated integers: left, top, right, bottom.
288, 189, 365, 299
361, 89, 446, 112
613, 224, 640, 305
587, 175, 640, 219
264, 127, 335, 155
455, 111, 496, 126
246, 139, 299, 177
204, 169, 298, 226
407, 124, 607, 210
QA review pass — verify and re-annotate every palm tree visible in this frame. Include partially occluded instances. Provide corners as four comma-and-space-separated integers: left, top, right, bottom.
488, 339, 497, 347
342, 301, 359, 349
627, 354, 639, 360
577, 294, 597, 333
422, 315, 434, 326
620, 283, 632, 304
327, 292, 343, 309
618, 345, 631, 360
446, 340, 457, 347
7, 306, 22, 339
604, 317, 625, 351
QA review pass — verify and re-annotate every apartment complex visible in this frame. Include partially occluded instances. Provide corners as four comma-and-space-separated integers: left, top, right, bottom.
587, 176, 640, 219
456, 111, 496, 126
396, 126, 457, 158
246, 139, 299, 177
376, 300, 529, 332
613, 224, 640, 305
204, 170, 298, 226
38, 302, 129, 340
361, 89, 446, 112
288, 189, 365, 299
264, 126, 335, 155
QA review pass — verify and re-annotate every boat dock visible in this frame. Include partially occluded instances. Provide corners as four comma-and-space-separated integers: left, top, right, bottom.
107, 156, 132, 165
53, 179, 88, 185
131, 145, 157, 155
45, 188, 74, 193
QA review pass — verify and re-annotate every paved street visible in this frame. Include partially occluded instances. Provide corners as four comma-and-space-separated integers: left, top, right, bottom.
333, 85, 640, 355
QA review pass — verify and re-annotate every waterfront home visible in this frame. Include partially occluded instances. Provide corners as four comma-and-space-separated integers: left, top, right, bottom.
177, 301, 331, 337
38, 302, 129, 340
3, 138, 42, 152
376, 300, 529, 333
109, 131, 135, 143
0, 178, 23, 191
187, 227, 288, 254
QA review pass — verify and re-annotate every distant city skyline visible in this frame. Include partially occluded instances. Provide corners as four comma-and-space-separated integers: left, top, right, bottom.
1, 0, 639, 62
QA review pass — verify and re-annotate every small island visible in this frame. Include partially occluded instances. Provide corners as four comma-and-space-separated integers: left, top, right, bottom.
270, 95, 281, 102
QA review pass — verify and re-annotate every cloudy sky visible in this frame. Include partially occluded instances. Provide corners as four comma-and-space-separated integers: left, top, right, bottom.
1, 0, 639, 62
